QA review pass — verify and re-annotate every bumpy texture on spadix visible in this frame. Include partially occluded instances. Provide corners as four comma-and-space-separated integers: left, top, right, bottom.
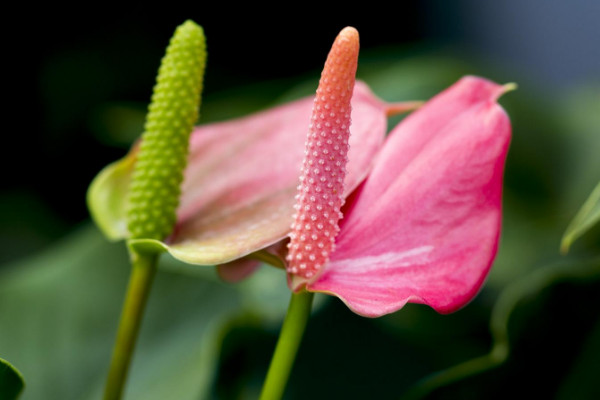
127, 20, 206, 240
286, 27, 359, 284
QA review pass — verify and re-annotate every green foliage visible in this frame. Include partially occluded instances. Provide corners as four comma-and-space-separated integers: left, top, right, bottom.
0, 357, 24, 400
0, 226, 289, 400
127, 20, 207, 240
561, 181, 600, 253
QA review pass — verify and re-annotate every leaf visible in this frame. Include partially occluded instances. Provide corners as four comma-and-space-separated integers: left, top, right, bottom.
561, 181, 600, 254
557, 316, 600, 399
0, 357, 24, 400
0, 225, 290, 400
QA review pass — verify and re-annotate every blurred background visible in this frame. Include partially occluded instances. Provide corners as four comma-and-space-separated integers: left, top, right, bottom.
1, 1, 599, 399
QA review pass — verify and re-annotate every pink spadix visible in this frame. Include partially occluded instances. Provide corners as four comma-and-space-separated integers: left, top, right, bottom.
286, 27, 359, 287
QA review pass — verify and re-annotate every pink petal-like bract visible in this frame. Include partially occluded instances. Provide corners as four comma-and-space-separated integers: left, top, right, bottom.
164, 81, 386, 264
286, 27, 359, 290
307, 76, 512, 317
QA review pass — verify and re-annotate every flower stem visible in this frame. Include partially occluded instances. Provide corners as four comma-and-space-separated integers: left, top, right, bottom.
103, 250, 158, 400
259, 291, 315, 400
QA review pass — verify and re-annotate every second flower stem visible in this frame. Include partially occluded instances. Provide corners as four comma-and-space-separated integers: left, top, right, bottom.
103, 250, 158, 400
259, 290, 315, 400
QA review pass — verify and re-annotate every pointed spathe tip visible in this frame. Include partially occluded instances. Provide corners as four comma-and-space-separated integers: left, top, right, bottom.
502, 82, 518, 93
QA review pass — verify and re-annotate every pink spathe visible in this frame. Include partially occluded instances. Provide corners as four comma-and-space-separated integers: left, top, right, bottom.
167, 82, 387, 264
306, 76, 512, 316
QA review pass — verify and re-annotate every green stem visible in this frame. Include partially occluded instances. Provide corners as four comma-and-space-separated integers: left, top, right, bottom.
259, 291, 315, 400
103, 250, 158, 400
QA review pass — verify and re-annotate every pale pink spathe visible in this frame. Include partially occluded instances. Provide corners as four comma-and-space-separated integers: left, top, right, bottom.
164, 82, 387, 265
306, 76, 512, 317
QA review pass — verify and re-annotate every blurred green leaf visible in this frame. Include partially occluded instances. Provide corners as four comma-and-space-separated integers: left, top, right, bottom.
557, 316, 600, 400
359, 52, 471, 102
561, 181, 600, 254
90, 102, 146, 147
0, 225, 289, 400
557, 84, 600, 210
0, 357, 24, 400
0, 192, 69, 265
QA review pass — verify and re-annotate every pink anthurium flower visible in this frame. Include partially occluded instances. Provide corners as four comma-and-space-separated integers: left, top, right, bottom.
220, 30, 513, 317
289, 75, 512, 317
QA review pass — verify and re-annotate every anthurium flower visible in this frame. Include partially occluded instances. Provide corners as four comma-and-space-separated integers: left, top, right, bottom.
88, 75, 417, 264
88, 28, 512, 319
287, 74, 512, 317
221, 32, 513, 317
